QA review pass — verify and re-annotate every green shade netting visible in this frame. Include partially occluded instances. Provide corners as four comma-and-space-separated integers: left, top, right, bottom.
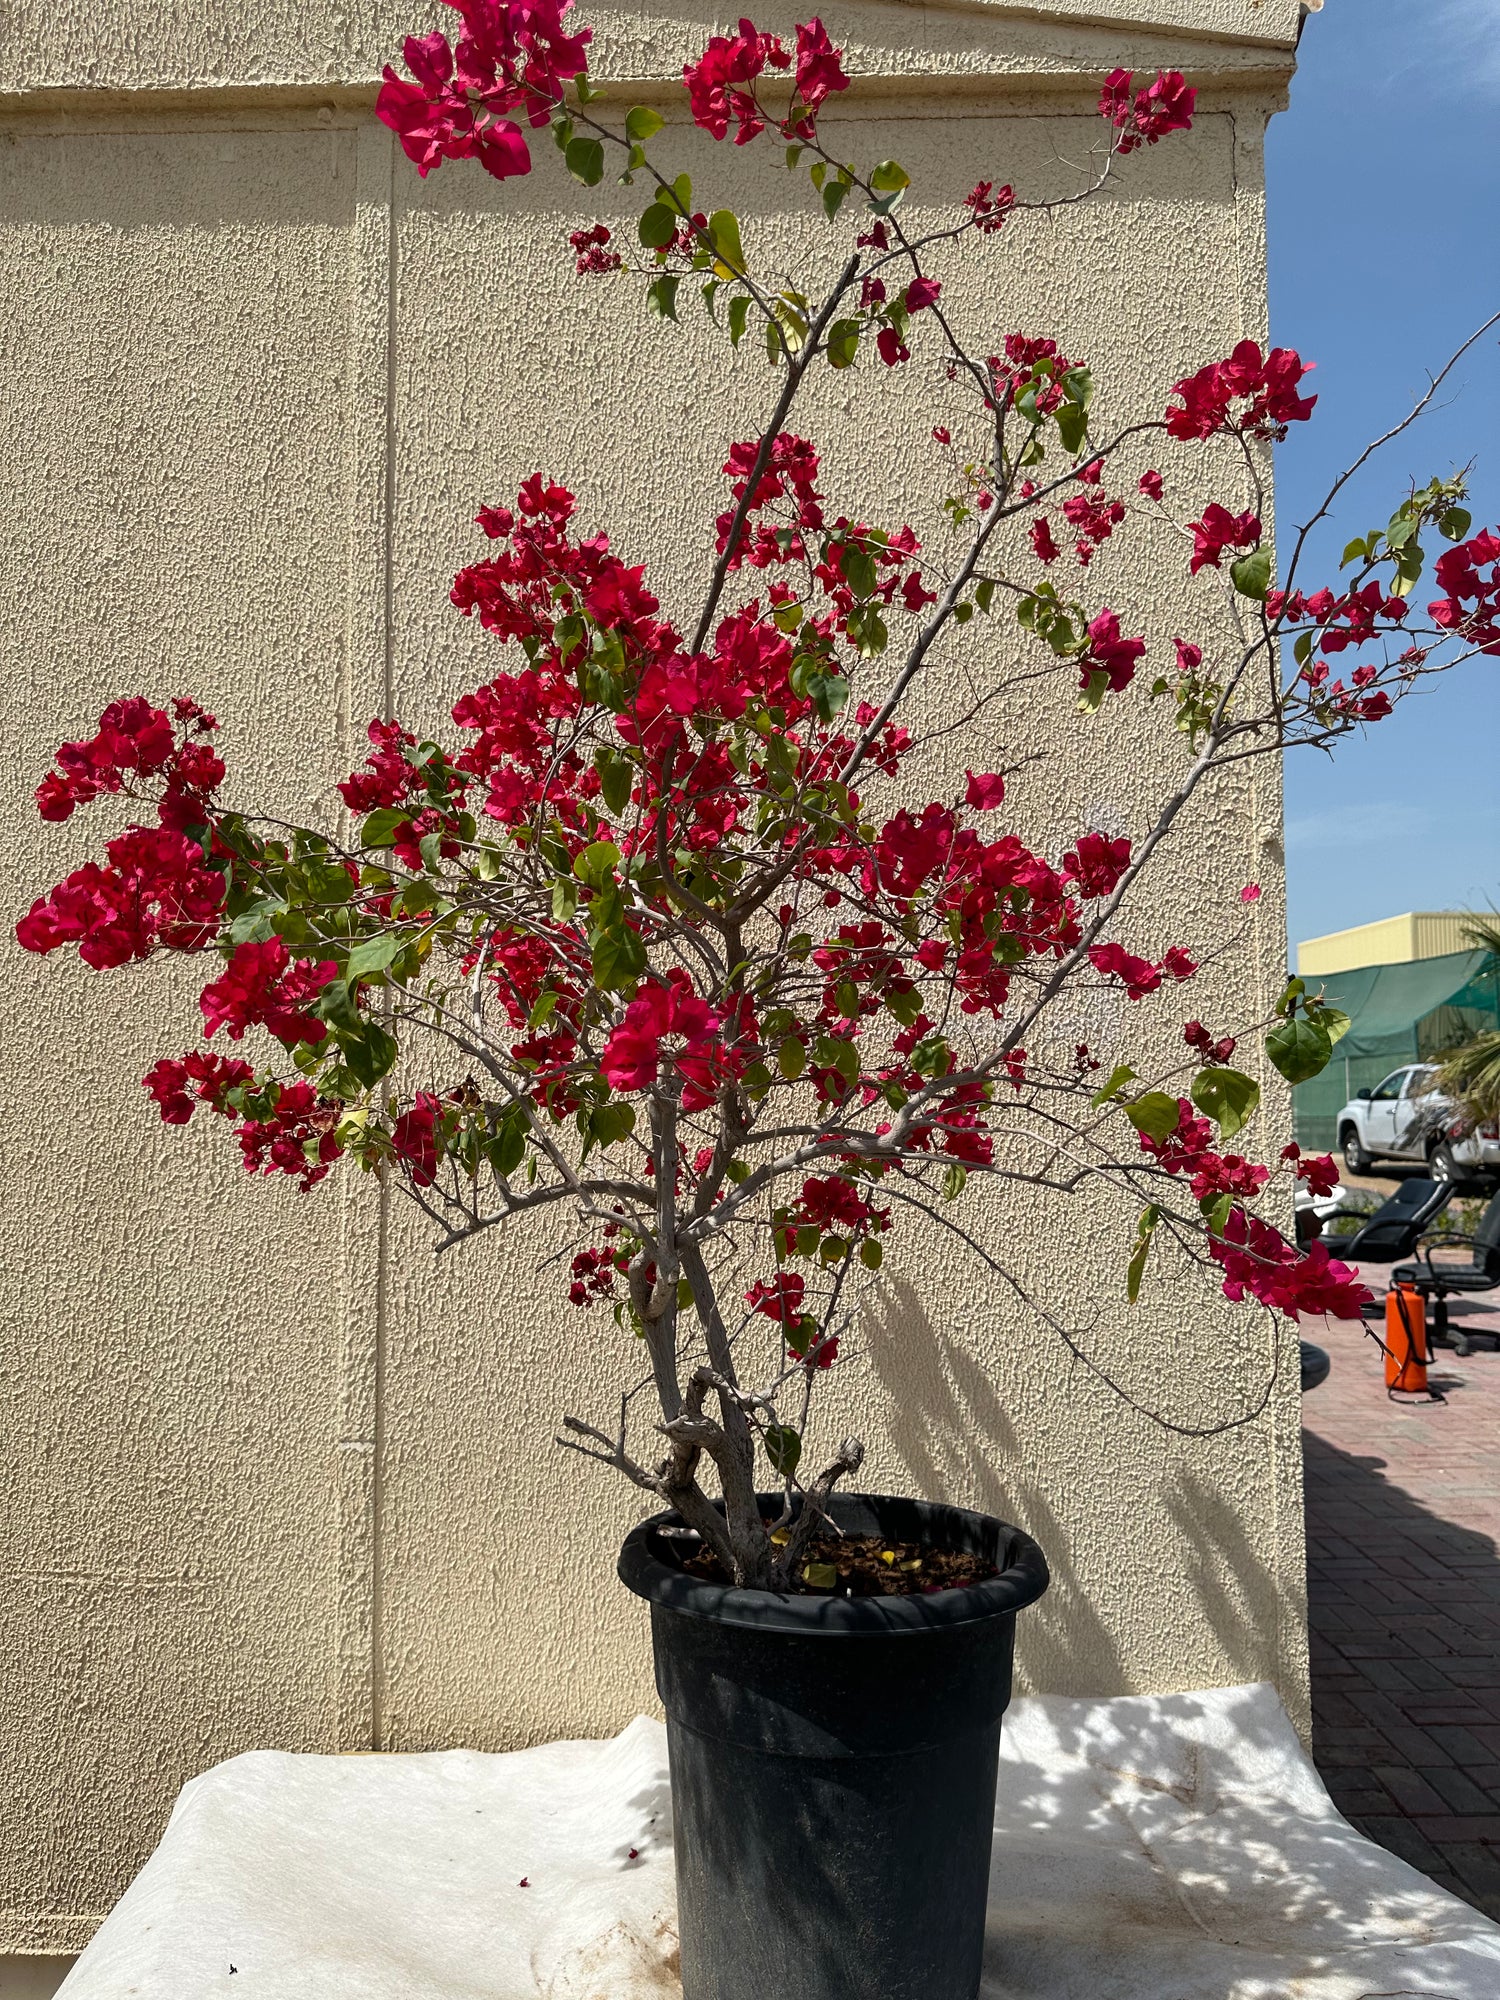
1290, 949, 1500, 1150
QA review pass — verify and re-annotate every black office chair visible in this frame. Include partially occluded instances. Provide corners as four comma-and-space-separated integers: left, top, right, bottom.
1319, 1179, 1454, 1323
1392, 1188, 1500, 1357
1331, 1178, 1453, 1264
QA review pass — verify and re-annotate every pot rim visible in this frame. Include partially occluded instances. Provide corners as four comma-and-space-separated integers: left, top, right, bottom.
618, 1490, 1049, 1636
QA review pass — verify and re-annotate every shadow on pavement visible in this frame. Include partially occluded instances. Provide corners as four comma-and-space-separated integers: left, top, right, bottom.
1304, 1426, 1500, 1920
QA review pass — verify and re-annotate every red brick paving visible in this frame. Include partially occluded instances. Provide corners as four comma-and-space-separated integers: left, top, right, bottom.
1303, 1269, 1500, 1917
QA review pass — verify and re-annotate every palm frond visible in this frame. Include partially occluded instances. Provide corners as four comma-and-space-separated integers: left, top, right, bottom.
1459, 912, 1500, 958
1438, 1030, 1500, 1123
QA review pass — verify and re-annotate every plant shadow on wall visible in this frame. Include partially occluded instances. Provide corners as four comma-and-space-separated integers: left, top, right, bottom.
864, 1274, 1302, 1699
1167, 1458, 1305, 1718
863, 1273, 1127, 1696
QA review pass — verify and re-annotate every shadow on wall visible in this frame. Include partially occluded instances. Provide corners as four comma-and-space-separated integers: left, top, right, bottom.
862, 1274, 1127, 1699
863, 1274, 1300, 1704
0, 1959, 74, 1999
1169, 1463, 1302, 1704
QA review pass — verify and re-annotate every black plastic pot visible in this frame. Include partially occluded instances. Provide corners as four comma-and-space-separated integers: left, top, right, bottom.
618, 1491, 1048, 2000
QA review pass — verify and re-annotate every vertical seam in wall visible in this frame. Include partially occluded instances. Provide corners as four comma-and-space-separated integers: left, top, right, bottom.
381, 147, 398, 722
334, 119, 395, 1753
371, 1168, 391, 1749
371, 126, 398, 1754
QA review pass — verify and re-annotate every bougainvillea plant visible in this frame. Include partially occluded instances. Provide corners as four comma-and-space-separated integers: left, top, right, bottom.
21, 1, 1500, 1587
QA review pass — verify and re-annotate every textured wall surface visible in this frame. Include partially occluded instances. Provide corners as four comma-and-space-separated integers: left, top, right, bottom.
1, 0, 1301, 1953
1, 1, 1303, 93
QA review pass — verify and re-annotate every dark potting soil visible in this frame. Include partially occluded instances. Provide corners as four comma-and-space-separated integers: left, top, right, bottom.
679, 1530, 1000, 1597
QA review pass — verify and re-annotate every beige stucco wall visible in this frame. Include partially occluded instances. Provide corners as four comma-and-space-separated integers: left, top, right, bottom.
1, 0, 1305, 1953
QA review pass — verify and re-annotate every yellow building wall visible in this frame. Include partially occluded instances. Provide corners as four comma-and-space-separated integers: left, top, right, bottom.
1, 0, 1307, 1952
1298, 912, 1482, 978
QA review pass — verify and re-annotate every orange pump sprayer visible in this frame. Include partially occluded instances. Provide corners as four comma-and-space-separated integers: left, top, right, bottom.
1385, 1284, 1429, 1394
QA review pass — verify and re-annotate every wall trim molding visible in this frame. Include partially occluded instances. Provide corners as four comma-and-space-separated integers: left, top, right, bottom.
0, 64, 1294, 129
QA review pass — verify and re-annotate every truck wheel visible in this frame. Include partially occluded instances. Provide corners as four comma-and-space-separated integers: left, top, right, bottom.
1430, 1142, 1460, 1184
1341, 1125, 1373, 1175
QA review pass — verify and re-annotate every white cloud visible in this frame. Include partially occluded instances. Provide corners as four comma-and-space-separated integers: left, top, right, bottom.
1318, 0, 1500, 98
1429, 0, 1500, 93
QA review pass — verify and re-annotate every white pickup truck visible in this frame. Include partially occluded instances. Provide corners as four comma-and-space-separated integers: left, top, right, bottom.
1336, 1063, 1500, 1183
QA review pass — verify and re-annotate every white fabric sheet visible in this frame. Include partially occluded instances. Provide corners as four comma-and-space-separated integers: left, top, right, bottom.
59, 1682, 1500, 1999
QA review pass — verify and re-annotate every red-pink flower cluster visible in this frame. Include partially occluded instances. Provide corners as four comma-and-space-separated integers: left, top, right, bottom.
1078, 609, 1147, 695
1296, 657, 1393, 724
1166, 341, 1316, 442
813, 522, 932, 628
745, 1269, 838, 1366
903, 1081, 998, 1166
683, 16, 790, 142
877, 322, 910, 369
376, 0, 592, 182
1282, 1142, 1339, 1198
1185, 1019, 1237, 1065
1137, 1097, 1268, 1204
18, 824, 225, 970
31, 700, 227, 991
791, 1174, 882, 1236
199, 939, 339, 1049
792, 17, 848, 121
1061, 486, 1127, 568
601, 973, 728, 1110
964, 181, 1015, 235
340, 717, 428, 816
569, 1240, 627, 1306
143, 1049, 255, 1125
237, 1082, 346, 1191
1268, 581, 1409, 654
448, 473, 682, 815
811, 921, 913, 1027
1098, 68, 1196, 153
33, 696, 223, 826
1212, 1208, 1369, 1322
747, 1272, 805, 1323
717, 433, 825, 569
1089, 941, 1196, 999
568, 223, 621, 275
392, 1093, 443, 1185
1428, 529, 1500, 656
846, 810, 1083, 1020
338, 717, 473, 868
1189, 504, 1261, 576
682, 16, 846, 145
143, 1053, 344, 1193
987, 334, 1081, 417
1030, 517, 1060, 565
1062, 832, 1131, 899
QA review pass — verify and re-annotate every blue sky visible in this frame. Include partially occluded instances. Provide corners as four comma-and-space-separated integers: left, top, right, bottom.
1267, 0, 1500, 956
